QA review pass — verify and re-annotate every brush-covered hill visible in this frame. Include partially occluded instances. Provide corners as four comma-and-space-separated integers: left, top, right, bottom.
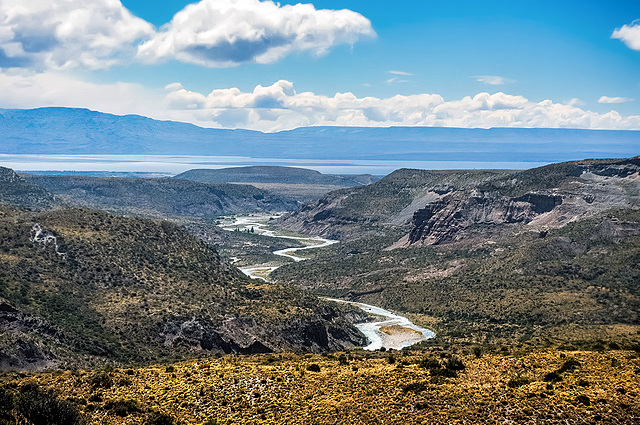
0, 207, 365, 371
0, 167, 53, 210
22, 174, 298, 219
273, 157, 640, 347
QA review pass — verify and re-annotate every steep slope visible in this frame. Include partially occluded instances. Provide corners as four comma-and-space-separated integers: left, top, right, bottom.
400, 156, 640, 246
0, 167, 53, 210
0, 207, 365, 370
23, 174, 298, 219
278, 169, 513, 240
280, 157, 640, 245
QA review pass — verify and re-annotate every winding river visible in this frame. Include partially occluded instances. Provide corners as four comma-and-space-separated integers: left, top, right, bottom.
220, 214, 435, 350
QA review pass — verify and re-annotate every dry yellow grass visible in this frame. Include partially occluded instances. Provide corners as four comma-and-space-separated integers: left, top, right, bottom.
4, 348, 640, 424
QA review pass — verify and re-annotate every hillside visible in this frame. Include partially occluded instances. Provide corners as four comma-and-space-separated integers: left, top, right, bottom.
279, 157, 640, 243
22, 174, 298, 219
273, 157, 640, 346
1, 108, 640, 162
0, 207, 365, 371
0, 167, 53, 210
174, 166, 378, 186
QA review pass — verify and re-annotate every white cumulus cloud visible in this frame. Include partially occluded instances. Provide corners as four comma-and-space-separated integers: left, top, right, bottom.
612, 21, 640, 51
598, 96, 633, 104
0, 0, 155, 70
136, 0, 375, 67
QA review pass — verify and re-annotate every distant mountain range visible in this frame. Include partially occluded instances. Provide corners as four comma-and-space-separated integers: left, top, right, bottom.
1, 107, 639, 163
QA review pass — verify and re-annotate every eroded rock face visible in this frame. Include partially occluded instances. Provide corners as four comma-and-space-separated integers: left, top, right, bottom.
408, 192, 564, 245
400, 157, 640, 247
159, 307, 367, 355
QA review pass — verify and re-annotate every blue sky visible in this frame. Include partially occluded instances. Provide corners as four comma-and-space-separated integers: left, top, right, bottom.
1, 0, 640, 131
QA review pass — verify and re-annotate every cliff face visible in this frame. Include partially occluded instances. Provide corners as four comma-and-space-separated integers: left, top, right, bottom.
403, 157, 640, 246
280, 157, 640, 248
407, 192, 564, 245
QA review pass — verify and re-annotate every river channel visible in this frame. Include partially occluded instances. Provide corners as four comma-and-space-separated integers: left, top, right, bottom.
220, 214, 435, 350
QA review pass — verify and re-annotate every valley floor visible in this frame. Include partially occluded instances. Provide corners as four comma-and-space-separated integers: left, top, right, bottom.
2, 347, 639, 424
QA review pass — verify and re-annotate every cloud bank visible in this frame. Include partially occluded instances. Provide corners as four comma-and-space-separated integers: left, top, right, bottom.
0, 72, 638, 132
136, 0, 375, 67
162, 80, 640, 131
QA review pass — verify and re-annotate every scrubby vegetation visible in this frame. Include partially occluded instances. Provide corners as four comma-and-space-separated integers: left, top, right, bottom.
274, 208, 640, 347
0, 207, 364, 369
2, 347, 639, 424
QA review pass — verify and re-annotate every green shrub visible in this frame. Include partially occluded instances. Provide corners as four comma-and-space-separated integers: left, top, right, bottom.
418, 357, 441, 370
576, 395, 591, 406
543, 372, 562, 382
445, 356, 465, 371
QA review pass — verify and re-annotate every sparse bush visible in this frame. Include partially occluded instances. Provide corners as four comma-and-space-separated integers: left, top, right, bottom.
401, 382, 428, 393
387, 355, 396, 364
430, 368, 457, 378
338, 354, 348, 365
104, 399, 141, 417
145, 412, 176, 425
165, 366, 175, 373
306, 364, 321, 372
16, 387, 84, 425
90, 372, 112, 389
557, 359, 580, 373
507, 377, 530, 388
445, 356, 465, 371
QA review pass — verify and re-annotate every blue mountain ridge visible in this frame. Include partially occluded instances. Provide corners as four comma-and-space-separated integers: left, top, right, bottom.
1, 107, 639, 163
